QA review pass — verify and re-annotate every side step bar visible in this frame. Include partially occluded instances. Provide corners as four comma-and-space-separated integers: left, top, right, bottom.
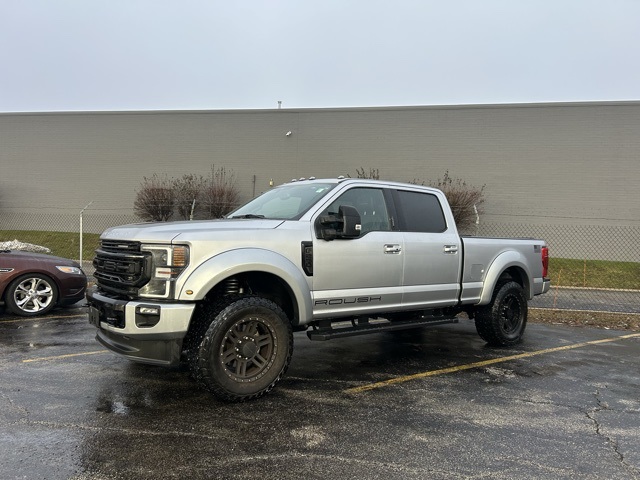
307, 316, 458, 341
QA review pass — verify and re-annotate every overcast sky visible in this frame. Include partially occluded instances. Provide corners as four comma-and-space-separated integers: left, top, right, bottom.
1, 0, 639, 113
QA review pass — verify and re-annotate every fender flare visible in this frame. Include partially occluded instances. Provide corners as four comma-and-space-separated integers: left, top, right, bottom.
478, 250, 533, 305
176, 248, 313, 324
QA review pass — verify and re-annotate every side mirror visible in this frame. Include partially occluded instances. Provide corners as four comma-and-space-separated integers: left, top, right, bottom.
316, 205, 361, 241
338, 205, 361, 238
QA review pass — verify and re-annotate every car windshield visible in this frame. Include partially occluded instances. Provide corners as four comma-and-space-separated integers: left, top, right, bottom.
228, 183, 336, 220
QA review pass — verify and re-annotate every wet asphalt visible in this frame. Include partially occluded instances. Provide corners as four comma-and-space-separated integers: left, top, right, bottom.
1, 305, 639, 480
530, 288, 640, 314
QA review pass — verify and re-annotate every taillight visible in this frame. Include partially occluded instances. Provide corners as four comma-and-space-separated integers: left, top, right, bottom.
541, 246, 549, 278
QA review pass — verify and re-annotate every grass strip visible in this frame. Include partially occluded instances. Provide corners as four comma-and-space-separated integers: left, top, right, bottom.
549, 258, 639, 290
0, 230, 100, 260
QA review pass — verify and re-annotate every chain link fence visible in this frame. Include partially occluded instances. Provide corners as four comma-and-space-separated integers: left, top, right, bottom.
1, 209, 638, 314
475, 223, 640, 314
0, 209, 137, 273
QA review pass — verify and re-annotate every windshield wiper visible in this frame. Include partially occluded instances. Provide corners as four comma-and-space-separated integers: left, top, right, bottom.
230, 214, 266, 219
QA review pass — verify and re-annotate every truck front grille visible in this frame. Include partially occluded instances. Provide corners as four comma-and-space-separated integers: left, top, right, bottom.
93, 240, 151, 297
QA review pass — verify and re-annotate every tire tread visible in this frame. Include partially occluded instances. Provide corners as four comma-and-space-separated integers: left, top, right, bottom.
189, 296, 293, 402
475, 281, 527, 347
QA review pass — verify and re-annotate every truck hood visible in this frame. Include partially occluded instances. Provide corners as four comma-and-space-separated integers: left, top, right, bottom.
101, 219, 286, 243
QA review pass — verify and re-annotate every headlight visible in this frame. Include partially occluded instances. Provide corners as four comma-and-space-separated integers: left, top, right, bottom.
138, 245, 189, 299
56, 266, 84, 275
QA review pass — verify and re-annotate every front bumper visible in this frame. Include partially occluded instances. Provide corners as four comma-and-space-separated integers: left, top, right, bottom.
86, 287, 196, 366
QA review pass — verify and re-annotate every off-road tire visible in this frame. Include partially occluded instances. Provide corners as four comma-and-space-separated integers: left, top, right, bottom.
189, 296, 293, 402
475, 281, 527, 347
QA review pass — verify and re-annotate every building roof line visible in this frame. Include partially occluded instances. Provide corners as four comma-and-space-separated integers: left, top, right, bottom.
2, 100, 640, 117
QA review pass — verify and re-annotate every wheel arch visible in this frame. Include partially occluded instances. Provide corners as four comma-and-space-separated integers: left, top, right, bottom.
478, 251, 532, 305
2, 269, 61, 301
177, 248, 313, 326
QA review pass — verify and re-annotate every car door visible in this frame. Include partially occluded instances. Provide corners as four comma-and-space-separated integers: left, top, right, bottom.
311, 186, 404, 318
392, 188, 462, 308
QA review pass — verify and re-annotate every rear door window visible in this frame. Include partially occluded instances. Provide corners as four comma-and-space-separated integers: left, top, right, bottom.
393, 190, 447, 233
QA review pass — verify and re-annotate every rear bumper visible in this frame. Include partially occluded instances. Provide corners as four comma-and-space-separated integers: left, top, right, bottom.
86, 287, 196, 366
531, 277, 551, 297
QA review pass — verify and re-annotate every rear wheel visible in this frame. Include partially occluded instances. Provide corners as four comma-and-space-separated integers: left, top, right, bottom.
475, 281, 527, 346
189, 296, 293, 402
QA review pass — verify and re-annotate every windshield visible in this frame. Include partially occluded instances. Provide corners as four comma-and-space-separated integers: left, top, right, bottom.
228, 183, 336, 220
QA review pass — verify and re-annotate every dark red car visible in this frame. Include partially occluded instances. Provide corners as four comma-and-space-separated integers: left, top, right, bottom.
0, 250, 87, 317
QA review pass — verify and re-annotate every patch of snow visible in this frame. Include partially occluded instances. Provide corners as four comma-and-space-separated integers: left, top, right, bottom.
0, 239, 51, 253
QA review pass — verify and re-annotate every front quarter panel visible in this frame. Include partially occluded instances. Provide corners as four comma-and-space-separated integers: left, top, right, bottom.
177, 248, 313, 324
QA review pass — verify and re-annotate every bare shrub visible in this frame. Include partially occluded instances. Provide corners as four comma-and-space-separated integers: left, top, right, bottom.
173, 174, 205, 220
134, 174, 175, 222
413, 171, 485, 232
352, 167, 380, 180
201, 166, 240, 219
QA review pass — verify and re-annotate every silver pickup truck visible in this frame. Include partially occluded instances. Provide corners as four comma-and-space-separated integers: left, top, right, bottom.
87, 178, 550, 401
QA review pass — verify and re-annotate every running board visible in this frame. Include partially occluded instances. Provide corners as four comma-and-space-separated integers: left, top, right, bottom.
307, 316, 458, 341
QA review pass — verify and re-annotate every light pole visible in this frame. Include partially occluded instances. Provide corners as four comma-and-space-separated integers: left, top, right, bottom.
79, 201, 93, 267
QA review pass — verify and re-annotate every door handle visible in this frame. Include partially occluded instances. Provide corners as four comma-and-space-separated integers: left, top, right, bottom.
443, 245, 459, 254
384, 244, 402, 254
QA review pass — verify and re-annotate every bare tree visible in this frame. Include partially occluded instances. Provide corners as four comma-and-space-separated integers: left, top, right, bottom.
134, 174, 175, 222
201, 165, 240, 219
173, 174, 205, 220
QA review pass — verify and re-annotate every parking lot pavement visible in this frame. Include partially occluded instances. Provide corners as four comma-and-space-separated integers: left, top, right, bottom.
1, 308, 639, 480
530, 287, 640, 314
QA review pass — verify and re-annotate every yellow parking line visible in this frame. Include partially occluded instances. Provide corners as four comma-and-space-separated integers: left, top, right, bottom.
345, 333, 640, 394
22, 350, 108, 363
1, 314, 86, 324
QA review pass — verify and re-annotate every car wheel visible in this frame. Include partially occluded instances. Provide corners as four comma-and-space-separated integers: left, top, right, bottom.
475, 281, 527, 347
190, 296, 293, 402
5, 273, 59, 317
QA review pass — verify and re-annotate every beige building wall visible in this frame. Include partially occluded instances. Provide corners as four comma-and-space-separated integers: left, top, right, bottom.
1, 102, 639, 237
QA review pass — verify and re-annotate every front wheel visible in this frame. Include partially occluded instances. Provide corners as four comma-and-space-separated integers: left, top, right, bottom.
5, 273, 58, 316
191, 296, 293, 402
475, 281, 527, 347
